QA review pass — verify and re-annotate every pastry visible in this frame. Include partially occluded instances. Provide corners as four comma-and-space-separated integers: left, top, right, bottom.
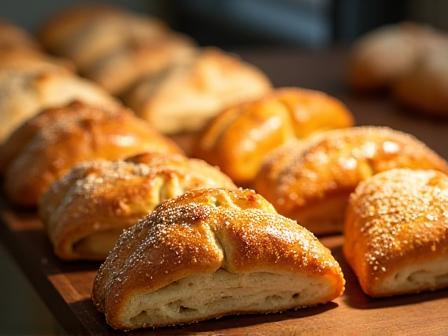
39, 4, 167, 69
349, 23, 446, 91
92, 188, 345, 329
0, 20, 39, 52
0, 69, 118, 143
84, 34, 196, 95
0, 49, 73, 72
393, 44, 448, 118
126, 48, 272, 134
1, 101, 181, 206
254, 127, 448, 234
194, 88, 353, 184
344, 169, 448, 297
40, 152, 236, 260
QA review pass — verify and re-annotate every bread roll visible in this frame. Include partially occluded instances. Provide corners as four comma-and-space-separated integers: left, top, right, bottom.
92, 188, 344, 329
1, 101, 182, 206
344, 169, 448, 297
254, 127, 448, 234
39, 4, 167, 69
40, 152, 236, 261
349, 23, 446, 91
393, 44, 448, 118
84, 34, 196, 95
126, 48, 272, 134
0, 20, 39, 52
0, 69, 118, 143
194, 88, 353, 184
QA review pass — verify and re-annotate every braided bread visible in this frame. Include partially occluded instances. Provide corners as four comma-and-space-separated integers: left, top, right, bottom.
195, 88, 353, 184
1, 101, 181, 206
254, 127, 448, 234
344, 169, 448, 297
40, 152, 235, 261
92, 188, 344, 329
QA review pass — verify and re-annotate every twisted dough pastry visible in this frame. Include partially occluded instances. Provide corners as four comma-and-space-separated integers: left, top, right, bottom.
40, 152, 236, 261
254, 127, 448, 234
0, 101, 181, 206
195, 88, 353, 184
92, 188, 344, 329
344, 169, 448, 297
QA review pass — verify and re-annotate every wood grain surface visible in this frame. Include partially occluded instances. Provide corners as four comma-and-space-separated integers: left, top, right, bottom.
1, 49, 448, 335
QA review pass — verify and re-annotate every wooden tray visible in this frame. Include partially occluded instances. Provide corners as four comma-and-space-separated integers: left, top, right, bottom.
1, 49, 448, 335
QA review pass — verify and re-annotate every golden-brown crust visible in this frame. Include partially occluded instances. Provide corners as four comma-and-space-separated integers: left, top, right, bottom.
40, 153, 235, 260
1, 101, 182, 206
254, 127, 448, 233
344, 169, 448, 296
84, 34, 196, 95
38, 4, 123, 53
0, 69, 119, 143
126, 48, 272, 134
194, 88, 353, 184
393, 44, 448, 117
92, 188, 344, 329
0, 49, 73, 72
349, 22, 446, 91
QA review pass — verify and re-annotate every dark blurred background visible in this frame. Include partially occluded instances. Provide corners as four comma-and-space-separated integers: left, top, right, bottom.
2, 0, 448, 48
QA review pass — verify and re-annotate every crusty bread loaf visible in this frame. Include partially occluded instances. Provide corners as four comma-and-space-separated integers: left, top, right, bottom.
194, 88, 353, 184
0, 69, 118, 143
92, 188, 345, 329
349, 23, 447, 91
0, 20, 39, 52
84, 34, 196, 95
344, 169, 448, 297
126, 48, 272, 134
40, 152, 236, 261
254, 127, 448, 234
393, 43, 448, 118
1, 101, 182, 206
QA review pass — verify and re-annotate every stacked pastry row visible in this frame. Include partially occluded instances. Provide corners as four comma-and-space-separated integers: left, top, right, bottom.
349, 22, 448, 117
0, 20, 119, 143
38, 4, 272, 134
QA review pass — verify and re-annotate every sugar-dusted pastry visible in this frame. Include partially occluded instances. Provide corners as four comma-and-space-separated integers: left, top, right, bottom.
84, 34, 196, 95
344, 169, 448, 297
92, 188, 345, 329
194, 88, 353, 184
393, 44, 448, 118
349, 23, 446, 91
126, 48, 272, 134
1, 101, 181, 206
0, 69, 118, 143
40, 152, 236, 261
254, 127, 448, 234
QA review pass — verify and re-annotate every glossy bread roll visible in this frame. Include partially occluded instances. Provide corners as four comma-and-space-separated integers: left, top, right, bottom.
40, 153, 236, 261
126, 48, 272, 134
84, 34, 195, 95
1, 101, 182, 206
393, 44, 448, 118
195, 88, 353, 184
92, 188, 344, 329
349, 23, 446, 91
0, 69, 118, 143
344, 169, 448, 297
254, 127, 448, 234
